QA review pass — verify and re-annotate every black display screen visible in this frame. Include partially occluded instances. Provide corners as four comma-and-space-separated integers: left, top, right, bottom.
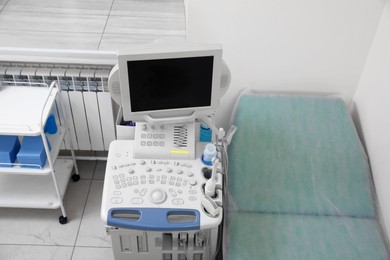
127, 56, 214, 112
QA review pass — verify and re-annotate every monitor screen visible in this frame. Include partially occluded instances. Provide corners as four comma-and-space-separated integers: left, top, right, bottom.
117, 44, 222, 123
128, 56, 214, 112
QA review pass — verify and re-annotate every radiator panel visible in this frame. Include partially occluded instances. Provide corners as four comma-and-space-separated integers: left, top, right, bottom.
0, 62, 115, 151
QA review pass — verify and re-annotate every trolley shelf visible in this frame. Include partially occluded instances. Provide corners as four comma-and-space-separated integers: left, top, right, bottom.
0, 127, 66, 175
0, 85, 58, 136
0, 159, 73, 209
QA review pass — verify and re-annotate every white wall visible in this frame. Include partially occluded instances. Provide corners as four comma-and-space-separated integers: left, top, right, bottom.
186, 0, 386, 128
354, 0, 390, 241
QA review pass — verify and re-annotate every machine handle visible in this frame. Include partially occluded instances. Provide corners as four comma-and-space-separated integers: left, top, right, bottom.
108, 208, 200, 231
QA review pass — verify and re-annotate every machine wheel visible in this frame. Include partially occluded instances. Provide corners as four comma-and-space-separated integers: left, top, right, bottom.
59, 216, 68, 224
72, 174, 80, 182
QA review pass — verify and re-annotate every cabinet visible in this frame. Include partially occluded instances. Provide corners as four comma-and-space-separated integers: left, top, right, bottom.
0, 81, 79, 224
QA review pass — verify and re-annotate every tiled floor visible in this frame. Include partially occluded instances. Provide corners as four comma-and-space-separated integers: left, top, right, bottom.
0, 160, 114, 260
0, 0, 186, 51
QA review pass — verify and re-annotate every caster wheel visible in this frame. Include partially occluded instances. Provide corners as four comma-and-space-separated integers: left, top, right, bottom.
72, 174, 80, 182
59, 216, 68, 225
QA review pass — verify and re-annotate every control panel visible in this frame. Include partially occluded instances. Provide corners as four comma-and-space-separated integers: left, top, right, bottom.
101, 140, 223, 231
133, 123, 196, 160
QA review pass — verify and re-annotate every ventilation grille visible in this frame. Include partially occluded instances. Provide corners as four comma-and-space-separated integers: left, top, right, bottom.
173, 125, 188, 148
0, 62, 116, 151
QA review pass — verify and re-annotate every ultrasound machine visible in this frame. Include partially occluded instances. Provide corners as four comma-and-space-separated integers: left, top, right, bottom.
101, 44, 234, 260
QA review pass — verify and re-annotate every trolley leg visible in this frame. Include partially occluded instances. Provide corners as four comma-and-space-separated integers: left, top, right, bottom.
69, 140, 80, 182
57, 87, 80, 182
41, 131, 68, 224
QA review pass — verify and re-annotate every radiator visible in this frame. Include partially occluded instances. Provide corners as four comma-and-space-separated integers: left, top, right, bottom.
0, 62, 116, 151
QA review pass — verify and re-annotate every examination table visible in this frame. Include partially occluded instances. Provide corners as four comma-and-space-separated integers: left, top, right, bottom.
226, 92, 390, 259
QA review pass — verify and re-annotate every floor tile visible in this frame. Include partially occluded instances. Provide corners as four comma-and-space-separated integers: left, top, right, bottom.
3, 0, 112, 15
0, 180, 90, 246
0, 245, 73, 260
104, 15, 185, 36
110, 0, 185, 19
94, 160, 107, 180
72, 247, 114, 260
99, 33, 185, 50
76, 160, 97, 180
0, 12, 107, 33
0, 30, 101, 50
0, 0, 6, 10
76, 180, 111, 247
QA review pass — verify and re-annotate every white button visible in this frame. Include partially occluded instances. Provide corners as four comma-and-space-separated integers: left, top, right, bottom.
140, 188, 147, 196
189, 180, 197, 186
149, 189, 167, 204
140, 160, 146, 165
115, 153, 121, 158
166, 167, 172, 173
142, 124, 147, 131
110, 197, 123, 204
176, 169, 183, 174
187, 172, 194, 177
128, 168, 134, 174
169, 189, 177, 197
131, 198, 143, 204
146, 167, 152, 172
172, 198, 184, 205
113, 191, 122, 195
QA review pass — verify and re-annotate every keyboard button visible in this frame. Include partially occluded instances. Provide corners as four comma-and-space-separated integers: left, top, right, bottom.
140, 188, 147, 196
169, 189, 177, 197
153, 134, 159, 139
141, 141, 146, 146
172, 198, 184, 205
131, 198, 143, 204
110, 197, 123, 204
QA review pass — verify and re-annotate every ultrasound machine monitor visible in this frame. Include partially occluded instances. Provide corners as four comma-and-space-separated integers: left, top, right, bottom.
117, 44, 223, 124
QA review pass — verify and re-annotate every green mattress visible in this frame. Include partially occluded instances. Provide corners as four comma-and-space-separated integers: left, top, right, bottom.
226, 94, 389, 259
228, 94, 375, 217
227, 212, 388, 260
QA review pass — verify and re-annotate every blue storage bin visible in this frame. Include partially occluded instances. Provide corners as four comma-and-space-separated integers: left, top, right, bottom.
44, 113, 57, 134
17, 136, 51, 169
0, 135, 21, 167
